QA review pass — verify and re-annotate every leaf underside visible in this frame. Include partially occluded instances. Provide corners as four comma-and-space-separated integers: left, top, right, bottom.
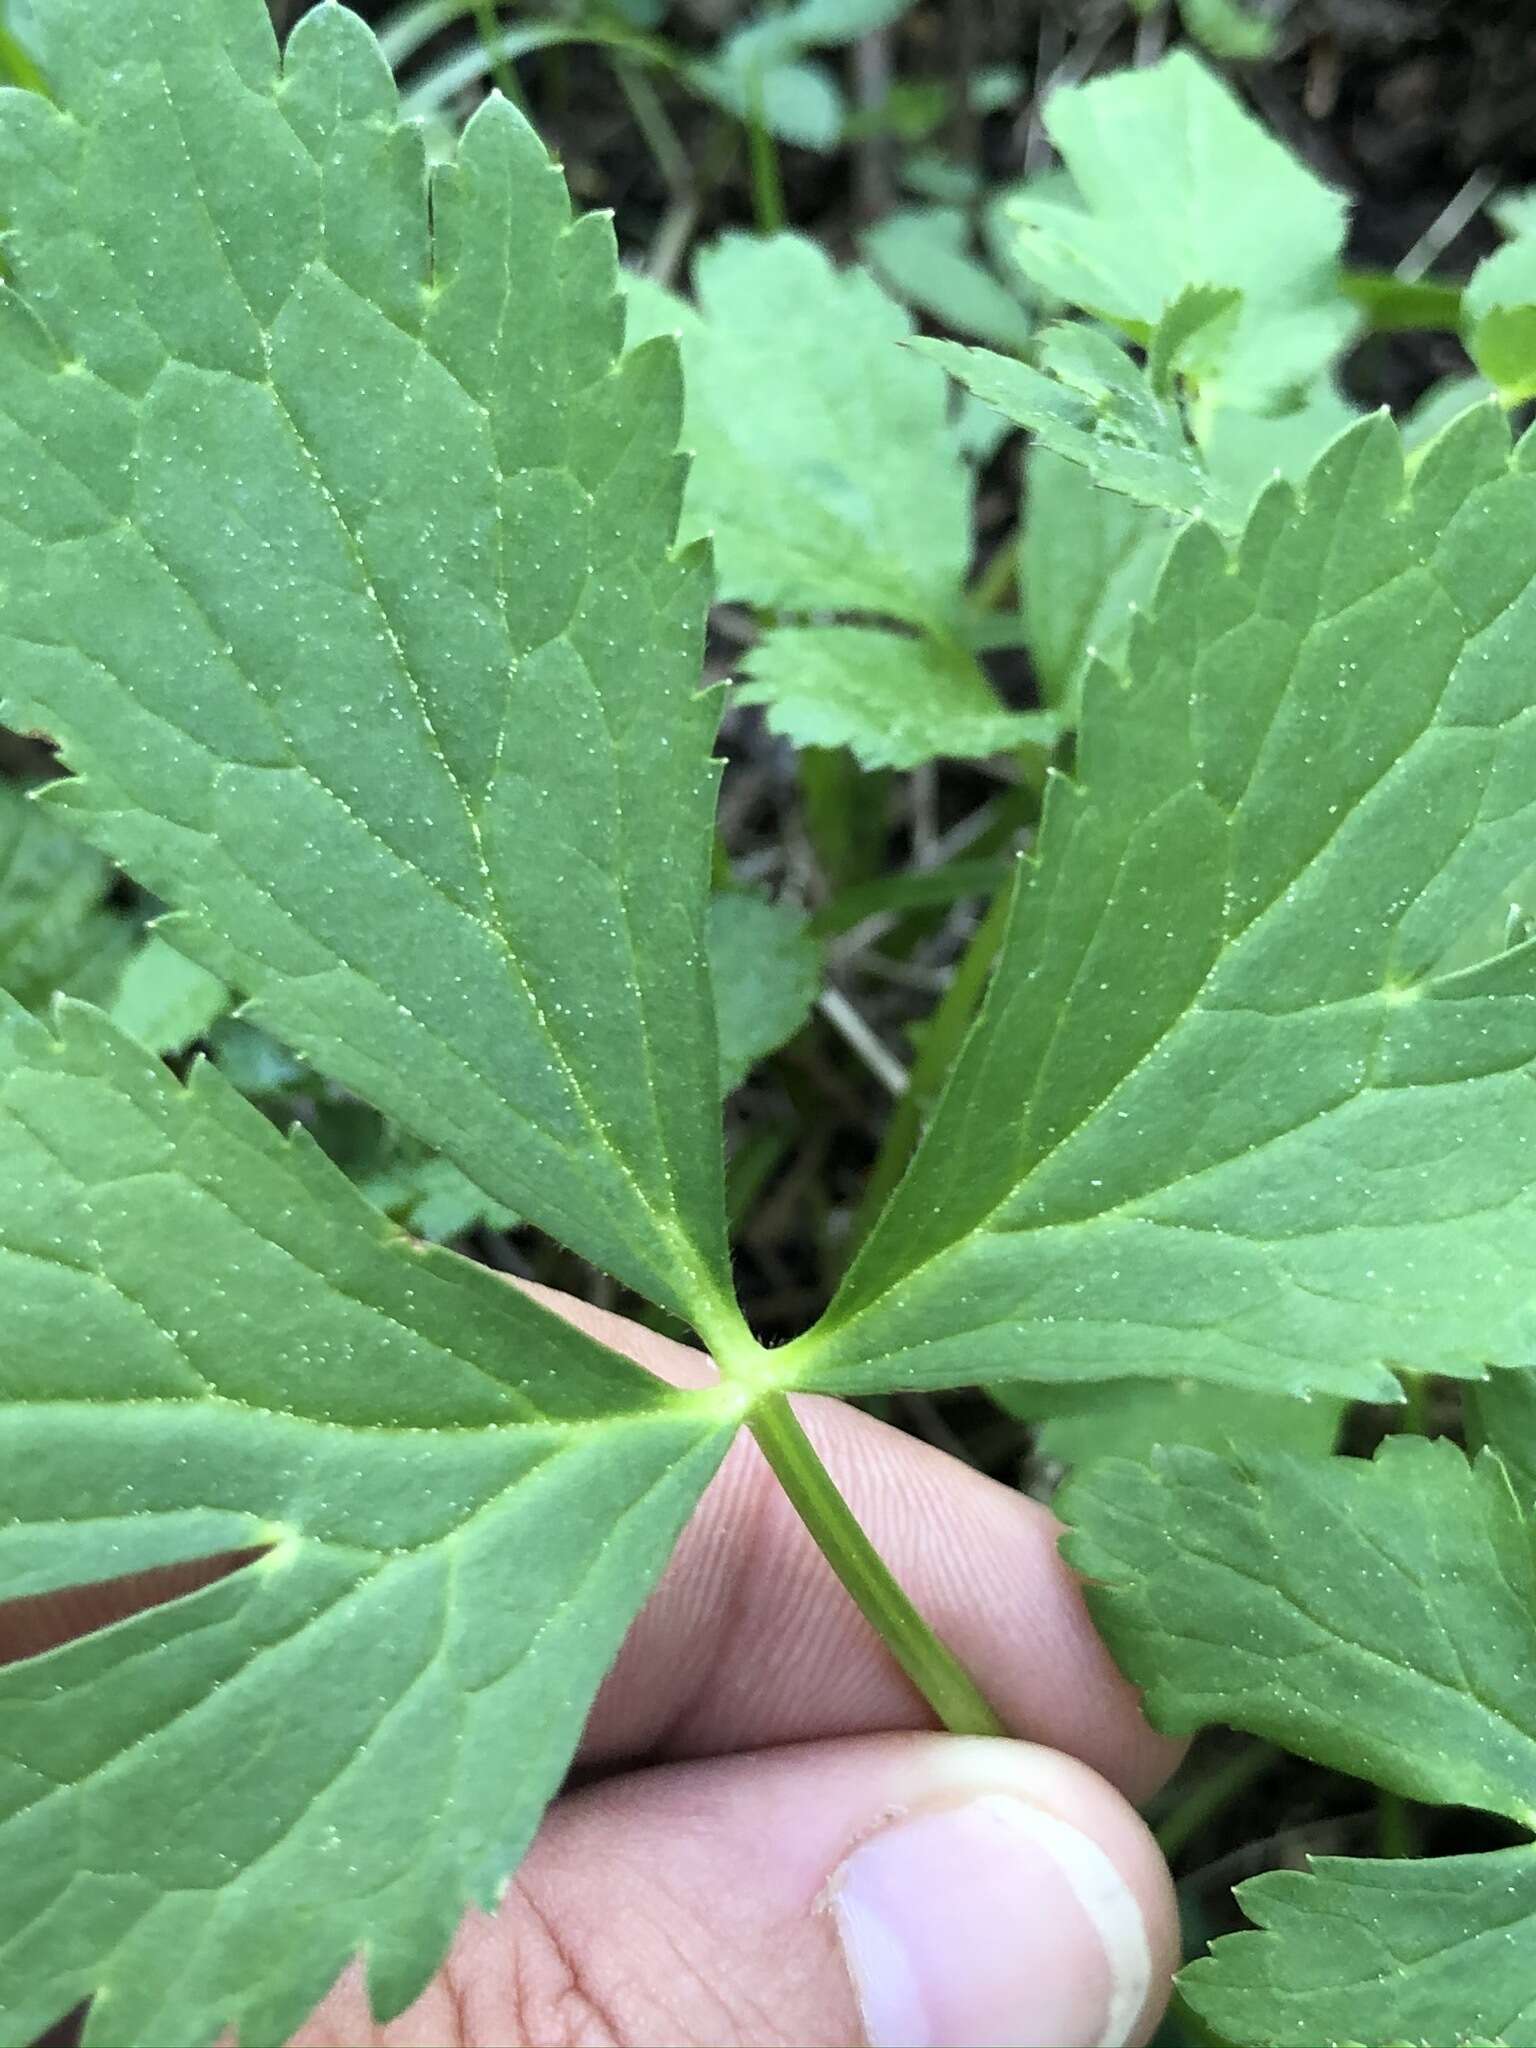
0, 1001, 731, 2048
805, 406, 1536, 1400
0, 0, 730, 1322
1062, 1435, 1536, 2045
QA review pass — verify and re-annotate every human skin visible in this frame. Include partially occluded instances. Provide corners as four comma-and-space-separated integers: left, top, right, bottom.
2, 1286, 1182, 2048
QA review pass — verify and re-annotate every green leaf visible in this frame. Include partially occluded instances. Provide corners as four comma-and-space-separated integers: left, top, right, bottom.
917, 326, 1238, 524
695, 49, 842, 150
208, 1012, 312, 1096
737, 625, 1056, 770
1062, 1435, 1536, 2046
0, 781, 228, 1057
697, 0, 918, 150
904, 149, 983, 205
1186, 1846, 1536, 2048
998, 1377, 1341, 1468
0, 0, 732, 1327
1146, 282, 1240, 396
1198, 376, 1360, 494
1064, 1435, 1536, 1811
1494, 186, 1536, 241
1402, 374, 1499, 452
1175, 0, 1277, 61
0, 1001, 733, 2048
792, 410, 1536, 1400
106, 932, 228, 1055
1464, 236, 1536, 403
859, 205, 1033, 352
625, 234, 971, 629
1469, 1366, 1536, 1507
708, 889, 821, 1091
0, 781, 133, 1010
362, 1149, 515, 1239
1019, 376, 1359, 713
1008, 52, 1353, 406
1019, 449, 1174, 708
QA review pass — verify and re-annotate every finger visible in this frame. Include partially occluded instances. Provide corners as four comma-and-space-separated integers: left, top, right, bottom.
461, 1285, 1176, 1799
292, 1732, 1180, 2048
584, 1389, 1178, 1803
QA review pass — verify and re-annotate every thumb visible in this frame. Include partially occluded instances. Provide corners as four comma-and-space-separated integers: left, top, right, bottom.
291, 1732, 1179, 2048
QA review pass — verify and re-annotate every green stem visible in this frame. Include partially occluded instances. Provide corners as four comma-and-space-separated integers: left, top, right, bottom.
808, 856, 1010, 939
843, 881, 1014, 1257
1378, 1788, 1419, 1859
1397, 1368, 1432, 1436
801, 746, 889, 892
472, 0, 518, 102
966, 537, 1019, 615
750, 1391, 1006, 1737
746, 92, 786, 235
1155, 1741, 1278, 1863
613, 56, 692, 200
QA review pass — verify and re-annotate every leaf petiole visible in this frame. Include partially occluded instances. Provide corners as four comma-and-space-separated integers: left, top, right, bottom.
748, 1389, 1006, 1737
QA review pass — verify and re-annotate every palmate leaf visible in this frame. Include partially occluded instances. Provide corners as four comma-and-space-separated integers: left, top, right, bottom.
796, 408, 1536, 1399
625, 234, 1046, 766
697, 0, 919, 152
1018, 449, 1174, 709
0, 0, 733, 1329
1007, 51, 1352, 407
1061, 1436, 1536, 2045
104, 931, 228, 1057
859, 204, 1034, 353
0, 1001, 733, 2048
1464, 232, 1536, 406
1018, 376, 1359, 711
995, 1375, 1341, 1469
625, 233, 970, 628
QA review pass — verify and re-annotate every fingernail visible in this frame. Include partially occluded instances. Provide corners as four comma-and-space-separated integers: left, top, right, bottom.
831, 1794, 1151, 2048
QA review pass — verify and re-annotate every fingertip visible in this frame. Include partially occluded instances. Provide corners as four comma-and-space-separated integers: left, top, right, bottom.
433, 1732, 1178, 2048
827, 1736, 1179, 2048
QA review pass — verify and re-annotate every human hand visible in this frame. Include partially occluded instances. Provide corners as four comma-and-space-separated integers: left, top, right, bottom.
4, 1287, 1180, 2048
